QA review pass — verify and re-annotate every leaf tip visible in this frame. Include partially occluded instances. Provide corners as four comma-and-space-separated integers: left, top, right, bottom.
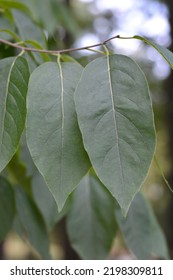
54, 196, 67, 213
118, 196, 135, 218
121, 207, 128, 218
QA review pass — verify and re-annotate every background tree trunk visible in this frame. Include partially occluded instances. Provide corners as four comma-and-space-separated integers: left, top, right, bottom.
58, 218, 80, 260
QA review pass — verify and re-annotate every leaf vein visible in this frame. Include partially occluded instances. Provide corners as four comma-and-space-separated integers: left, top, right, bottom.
58, 60, 65, 189
107, 55, 125, 189
9, 80, 25, 102
116, 95, 139, 110
116, 110, 147, 147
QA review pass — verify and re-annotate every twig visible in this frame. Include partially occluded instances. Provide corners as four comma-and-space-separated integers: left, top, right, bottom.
0, 35, 130, 55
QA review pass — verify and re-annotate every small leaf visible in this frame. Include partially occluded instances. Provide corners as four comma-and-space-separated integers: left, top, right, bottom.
26, 62, 90, 211
0, 177, 15, 241
0, 56, 30, 172
23, 40, 51, 62
75, 54, 156, 215
14, 186, 51, 259
116, 192, 169, 260
67, 170, 117, 260
134, 35, 173, 69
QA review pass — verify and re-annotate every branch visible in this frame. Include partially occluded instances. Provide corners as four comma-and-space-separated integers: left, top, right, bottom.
0, 35, 132, 55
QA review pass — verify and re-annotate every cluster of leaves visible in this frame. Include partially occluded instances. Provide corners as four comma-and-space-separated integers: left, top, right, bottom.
0, 0, 172, 260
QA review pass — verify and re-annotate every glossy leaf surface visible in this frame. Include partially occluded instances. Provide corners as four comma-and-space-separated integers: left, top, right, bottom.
75, 54, 156, 214
27, 62, 90, 211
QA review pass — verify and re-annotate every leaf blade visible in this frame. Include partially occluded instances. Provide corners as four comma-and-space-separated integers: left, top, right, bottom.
67, 170, 117, 260
116, 192, 169, 260
75, 54, 156, 214
134, 35, 173, 69
26, 62, 90, 211
32, 170, 71, 231
14, 186, 51, 259
0, 56, 29, 172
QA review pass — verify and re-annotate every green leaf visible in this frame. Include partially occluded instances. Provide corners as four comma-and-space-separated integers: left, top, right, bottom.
13, 214, 26, 239
75, 54, 156, 215
0, 56, 30, 172
53, 2, 79, 37
13, 10, 46, 47
7, 150, 32, 194
0, 1, 31, 17
20, 135, 69, 230
0, 18, 15, 40
23, 40, 51, 62
0, 28, 21, 41
20, 133, 37, 177
14, 186, 51, 259
60, 54, 80, 64
0, 30, 50, 63
134, 36, 173, 69
12, 10, 47, 69
67, 170, 117, 260
116, 192, 169, 260
19, 135, 63, 229
32, 168, 58, 229
0, 176, 15, 241
26, 62, 90, 211
3, 8, 14, 25
15, 0, 57, 33
32, 170, 70, 231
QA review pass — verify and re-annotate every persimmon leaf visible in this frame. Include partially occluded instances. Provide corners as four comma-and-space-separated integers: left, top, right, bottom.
75, 54, 156, 215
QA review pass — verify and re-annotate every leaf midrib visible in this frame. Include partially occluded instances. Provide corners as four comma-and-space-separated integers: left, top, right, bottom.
57, 60, 65, 192
106, 55, 125, 189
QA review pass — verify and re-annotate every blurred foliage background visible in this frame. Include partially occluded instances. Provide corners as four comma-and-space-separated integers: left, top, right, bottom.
0, 0, 173, 259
